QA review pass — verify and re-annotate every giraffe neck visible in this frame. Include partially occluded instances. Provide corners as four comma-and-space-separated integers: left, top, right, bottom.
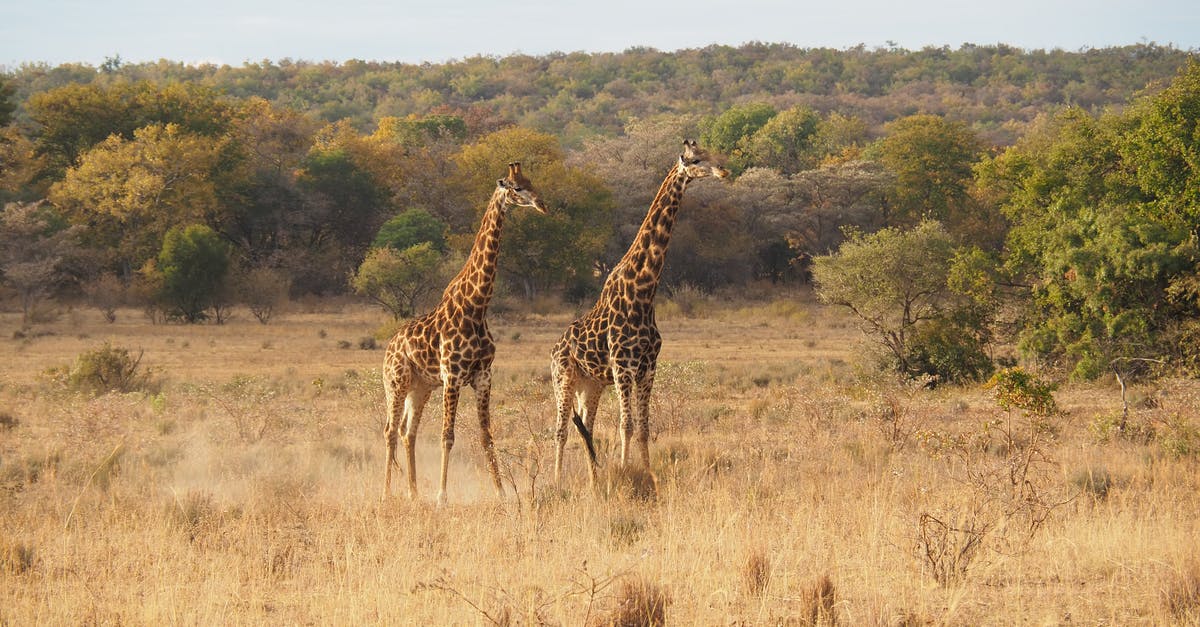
610, 163, 689, 299
441, 187, 507, 316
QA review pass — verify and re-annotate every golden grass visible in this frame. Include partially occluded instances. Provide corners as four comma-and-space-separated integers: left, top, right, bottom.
1, 294, 1199, 624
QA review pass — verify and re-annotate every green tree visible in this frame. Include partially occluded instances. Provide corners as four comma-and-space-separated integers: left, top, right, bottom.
350, 243, 443, 319
700, 102, 777, 174
49, 124, 227, 275
746, 105, 822, 174
813, 221, 995, 382
979, 62, 1200, 379
151, 224, 231, 323
373, 208, 447, 252
0, 76, 15, 127
27, 81, 231, 179
868, 114, 985, 233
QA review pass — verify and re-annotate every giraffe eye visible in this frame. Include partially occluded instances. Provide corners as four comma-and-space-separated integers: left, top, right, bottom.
690, 159, 701, 165
513, 186, 524, 192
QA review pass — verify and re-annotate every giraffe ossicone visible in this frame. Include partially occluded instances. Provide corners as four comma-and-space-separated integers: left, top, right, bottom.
382, 162, 547, 505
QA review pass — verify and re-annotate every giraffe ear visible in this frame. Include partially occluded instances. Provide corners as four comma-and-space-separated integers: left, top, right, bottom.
497, 178, 509, 188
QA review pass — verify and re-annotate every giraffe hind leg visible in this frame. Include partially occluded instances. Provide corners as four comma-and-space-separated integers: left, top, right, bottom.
551, 358, 576, 486
579, 382, 604, 485
402, 383, 432, 501
472, 370, 504, 499
382, 367, 411, 500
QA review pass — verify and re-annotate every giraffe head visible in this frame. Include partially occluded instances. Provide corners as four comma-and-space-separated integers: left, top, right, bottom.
678, 139, 729, 181
497, 162, 548, 214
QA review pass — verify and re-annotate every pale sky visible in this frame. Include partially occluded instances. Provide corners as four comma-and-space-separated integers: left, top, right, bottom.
2, 0, 1197, 69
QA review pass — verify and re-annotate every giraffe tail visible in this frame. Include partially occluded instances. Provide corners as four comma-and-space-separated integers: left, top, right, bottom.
571, 412, 599, 468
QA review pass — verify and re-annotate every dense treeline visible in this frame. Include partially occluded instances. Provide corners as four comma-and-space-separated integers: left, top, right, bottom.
0, 43, 1197, 381
4, 43, 1192, 143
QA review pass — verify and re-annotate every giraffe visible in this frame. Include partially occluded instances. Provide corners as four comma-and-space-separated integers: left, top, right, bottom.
383, 162, 547, 505
550, 140, 728, 485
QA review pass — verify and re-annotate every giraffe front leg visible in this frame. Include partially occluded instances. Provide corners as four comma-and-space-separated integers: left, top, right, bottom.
613, 367, 637, 466
472, 370, 504, 499
437, 376, 462, 507
636, 372, 655, 468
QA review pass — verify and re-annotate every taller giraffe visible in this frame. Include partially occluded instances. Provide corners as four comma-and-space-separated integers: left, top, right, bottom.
383, 162, 547, 505
550, 140, 728, 484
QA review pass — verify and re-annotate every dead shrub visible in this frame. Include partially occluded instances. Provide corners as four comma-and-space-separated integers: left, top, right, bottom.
0, 537, 35, 575
1164, 560, 1200, 623
599, 464, 658, 502
917, 512, 987, 586
591, 575, 668, 627
797, 574, 838, 625
742, 548, 771, 597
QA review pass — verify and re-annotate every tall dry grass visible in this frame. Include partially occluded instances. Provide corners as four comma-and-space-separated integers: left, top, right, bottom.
1, 295, 1199, 624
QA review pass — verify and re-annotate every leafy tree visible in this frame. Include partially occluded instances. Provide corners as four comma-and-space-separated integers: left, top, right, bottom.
350, 243, 443, 319
813, 221, 996, 382
0, 76, 15, 127
746, 105, 822, 174
0, 202, 84, 323
150, 224, 231, 323
27, 81, 231, 179
980, 61, 1200, 379
48, 123, 227, 275
221, 97, 319, 262
455, 127, 612, 299
373, 208, 447, 252
0, 127, 44, 203
374, 114, 467, 149
868, 114, 985, 235
700, 102, 776, 174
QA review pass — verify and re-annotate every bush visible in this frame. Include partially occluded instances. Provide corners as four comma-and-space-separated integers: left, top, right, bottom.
233, 266, 291, 324
984, 367, 1058, 416
908, 316, 995, 384
150, 224, 231, 323
61, 343, 152, 394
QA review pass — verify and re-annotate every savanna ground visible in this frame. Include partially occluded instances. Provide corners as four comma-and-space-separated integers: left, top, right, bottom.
1, 291, 1199, 625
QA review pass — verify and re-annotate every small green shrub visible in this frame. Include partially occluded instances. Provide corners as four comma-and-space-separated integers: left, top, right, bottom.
60, 343, 153, 394
908, 316, 994, 384
1159, 416, 1200, 459
985, 367, 1058, 416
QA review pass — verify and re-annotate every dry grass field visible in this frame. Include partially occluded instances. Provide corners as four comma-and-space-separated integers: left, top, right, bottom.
2, 292, 1199, 625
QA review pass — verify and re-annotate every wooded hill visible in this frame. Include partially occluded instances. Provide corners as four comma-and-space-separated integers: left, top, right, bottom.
4, 43, 1193, 144
1, 43, 1198, 381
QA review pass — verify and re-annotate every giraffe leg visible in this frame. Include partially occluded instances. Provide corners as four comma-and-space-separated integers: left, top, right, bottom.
579, 382, 603, 486
636, 370, 656, 468
437, 375, 462, 507
472, 370, 504, 499
551, 357, 577, 486
613, 367, 637, 466
402, 383, 432, 501
383, 366, 411, 500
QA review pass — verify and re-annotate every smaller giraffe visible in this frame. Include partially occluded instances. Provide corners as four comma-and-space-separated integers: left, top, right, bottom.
382, 162, 547, 505
550, 140, 728, 485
